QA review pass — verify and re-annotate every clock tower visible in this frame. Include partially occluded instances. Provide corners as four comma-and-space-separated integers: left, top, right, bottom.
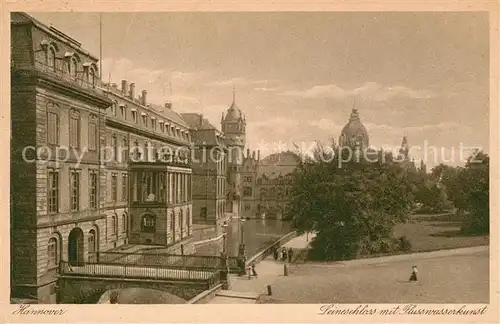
221, 86, 246, 220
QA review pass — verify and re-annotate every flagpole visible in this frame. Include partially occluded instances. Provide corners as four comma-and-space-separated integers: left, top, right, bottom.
99, 13, 103, 78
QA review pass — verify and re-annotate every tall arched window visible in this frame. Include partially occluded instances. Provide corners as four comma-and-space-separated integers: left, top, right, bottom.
47, 47, 56, 70
71, 58, 78, 79
88, 229, 96, 253
122, 214, 126, 233
141, 214, 156, 233
47, 237, 59, 267
111, 215, 117, 235
89, 68, 96, 86
88, 229, 97, 262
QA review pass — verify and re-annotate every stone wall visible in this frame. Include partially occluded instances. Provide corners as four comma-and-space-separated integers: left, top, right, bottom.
58, 276, 208, 303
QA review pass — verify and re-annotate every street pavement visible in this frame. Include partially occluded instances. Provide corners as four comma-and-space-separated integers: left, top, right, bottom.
208, 233, 489, 304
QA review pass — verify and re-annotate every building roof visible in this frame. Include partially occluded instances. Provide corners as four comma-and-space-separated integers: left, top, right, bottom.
339, 107, 369, 148
181, 113, 224, 146
148, 103, 189, 128
12, 12, 99, 61
258, 151, 300, 179
181, 113, 219, 131
224, 102, 243, 122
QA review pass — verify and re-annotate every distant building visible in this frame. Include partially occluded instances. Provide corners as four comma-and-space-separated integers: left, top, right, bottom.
182, 113, 228, 233
254, 152, 300, 219
103, 81, 193, 247
221, 89, 247, 219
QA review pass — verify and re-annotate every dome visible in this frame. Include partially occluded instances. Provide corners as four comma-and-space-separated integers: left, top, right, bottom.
224, 102, 242, 122
339, 108, 369, 148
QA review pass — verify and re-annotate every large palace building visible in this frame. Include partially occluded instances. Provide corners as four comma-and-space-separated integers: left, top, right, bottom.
10, 13, 194, 303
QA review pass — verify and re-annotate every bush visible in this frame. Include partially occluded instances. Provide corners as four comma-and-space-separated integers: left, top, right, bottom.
398, 236, 412, 252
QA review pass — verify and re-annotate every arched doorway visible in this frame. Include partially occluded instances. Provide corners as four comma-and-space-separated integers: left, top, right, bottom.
68, 227, 84, 265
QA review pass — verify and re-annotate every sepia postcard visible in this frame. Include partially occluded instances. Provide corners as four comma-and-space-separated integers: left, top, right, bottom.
1, 1, 499, 323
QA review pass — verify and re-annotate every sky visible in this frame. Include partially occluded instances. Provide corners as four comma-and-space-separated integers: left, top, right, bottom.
29, 12, 489, 168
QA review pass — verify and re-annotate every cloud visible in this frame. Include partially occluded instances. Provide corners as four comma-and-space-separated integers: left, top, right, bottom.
207, 77, 279, 87
100, 57, 207, 108
254, 87, 281, 92
281, 82, 436, 101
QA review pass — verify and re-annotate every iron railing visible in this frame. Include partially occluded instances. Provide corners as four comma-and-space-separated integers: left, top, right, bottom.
60, 261, 220, 285
246, 231, 297, 266
90, 251, 221, 269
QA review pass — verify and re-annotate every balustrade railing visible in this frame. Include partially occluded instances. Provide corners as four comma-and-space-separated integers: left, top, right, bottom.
59, 260, 217, 283
29, 60, 105, 93
91, 251, 221, 269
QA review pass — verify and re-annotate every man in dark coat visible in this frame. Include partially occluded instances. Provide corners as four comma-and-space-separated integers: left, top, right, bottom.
288, 247, 294, 263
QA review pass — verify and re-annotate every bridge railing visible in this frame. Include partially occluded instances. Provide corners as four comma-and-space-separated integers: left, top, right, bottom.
60, 260, 220, 286
246, 231, 297, 266
90, 251, 221, 269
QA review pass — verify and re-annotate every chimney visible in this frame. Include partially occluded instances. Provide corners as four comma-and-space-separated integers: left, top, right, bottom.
247, 149, 250, 158
141, 90, 147, 106
252, 151, 256, 159
129, 83, 136, 99
165, 101, 172, 109
121, 80, 128, 95
257, 150, 260, 160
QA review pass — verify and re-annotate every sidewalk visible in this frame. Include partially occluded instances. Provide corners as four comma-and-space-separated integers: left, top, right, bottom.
208, 233, 313, 303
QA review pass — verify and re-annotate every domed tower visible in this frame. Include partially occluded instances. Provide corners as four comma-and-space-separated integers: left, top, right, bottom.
339, 106, 369, 150
221, 86, 246, 220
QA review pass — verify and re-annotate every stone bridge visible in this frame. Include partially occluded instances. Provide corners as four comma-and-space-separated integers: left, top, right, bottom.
59, 275, 216, 303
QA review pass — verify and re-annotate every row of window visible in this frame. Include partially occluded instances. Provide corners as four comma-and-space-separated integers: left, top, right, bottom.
109, 100, 190, 142
130, 171, 192, 204
47, 168, 127, 214
259, 187, 291, 198
48, 169, 89, 213
109, 172, 128, 203
105, 136, 190, 165
109, 213, 127, 236
140, 210, 191, 234
41, 43, 97, 86
47, 109, 98, 150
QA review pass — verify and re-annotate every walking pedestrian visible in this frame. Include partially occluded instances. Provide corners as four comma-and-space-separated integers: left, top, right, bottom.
273, 247, 279, 260
288, 247, 294, 263
409, 265, 418, 282
251, 262, 258, 278
282, 247, 288, 261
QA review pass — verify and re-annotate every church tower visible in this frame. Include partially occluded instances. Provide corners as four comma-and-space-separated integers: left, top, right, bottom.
221, 85, 246, 219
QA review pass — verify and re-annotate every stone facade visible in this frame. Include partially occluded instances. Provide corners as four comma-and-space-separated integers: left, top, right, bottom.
11, 12, 112, 303
10, 13, 194, 303
181, 113, 228, 235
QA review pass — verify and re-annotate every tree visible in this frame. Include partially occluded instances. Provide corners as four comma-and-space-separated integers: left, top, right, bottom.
430, 163, 464, 213
285, 143, 414, 260
458, 151, 489, 234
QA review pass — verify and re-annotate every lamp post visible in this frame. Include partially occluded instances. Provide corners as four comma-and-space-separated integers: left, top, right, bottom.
238, 218, 246, 258
221, 222, 228, 255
